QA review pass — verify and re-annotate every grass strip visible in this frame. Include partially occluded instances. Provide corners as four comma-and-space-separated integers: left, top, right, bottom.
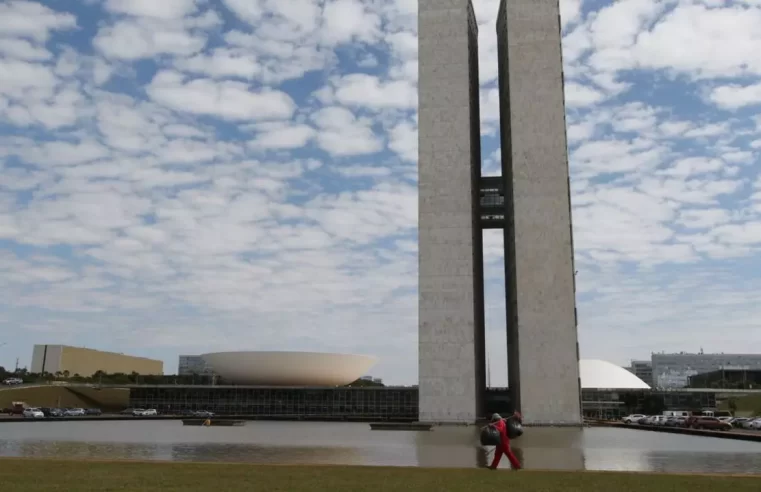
1, 458, 759, 492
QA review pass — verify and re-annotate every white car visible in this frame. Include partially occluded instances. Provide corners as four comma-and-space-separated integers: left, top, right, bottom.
22, 408, 44, 419
623, 414, 645, 424
653, 416, 669, 426
64, 408, 86, 416
749, 418, 761, 430
2, 378, 23, 385
133, 409, 157, 416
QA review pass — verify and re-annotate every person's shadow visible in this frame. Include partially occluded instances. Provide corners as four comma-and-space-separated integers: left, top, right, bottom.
476, 446, 489, 468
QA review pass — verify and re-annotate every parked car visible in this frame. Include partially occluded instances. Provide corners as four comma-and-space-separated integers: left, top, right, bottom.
192, 410, 215, 418
85, 408, 102, 416
738, 418, 756, 430
691, 416, 732, 431
652, 416, 669, 426
120, 408, 136, 415
39, 407, 64, 418
22, 408, 44, 419
132, 409, 158, 416
749, 418, 761, 430
64, 408, 86, 417
2, 378, 23, 385
623, 414, 645, 424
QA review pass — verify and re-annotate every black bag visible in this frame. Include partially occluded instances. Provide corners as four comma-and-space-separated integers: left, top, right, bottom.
480, 425, 501, 446
507, 418, 523, 439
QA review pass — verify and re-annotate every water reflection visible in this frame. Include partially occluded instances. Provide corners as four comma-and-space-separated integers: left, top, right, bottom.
169, 443, 366, 465
513, 427, 585, 471
0, 421, 759, 474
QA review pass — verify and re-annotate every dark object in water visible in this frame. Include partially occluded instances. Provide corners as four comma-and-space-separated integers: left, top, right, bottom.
480, 425, 501, 446
507, 418, 523, 439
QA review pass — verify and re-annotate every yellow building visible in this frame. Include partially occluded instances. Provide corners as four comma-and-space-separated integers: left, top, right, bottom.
30, 345, 163, 376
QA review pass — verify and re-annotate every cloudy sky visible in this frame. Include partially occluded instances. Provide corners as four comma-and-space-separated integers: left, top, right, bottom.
0, 0, 759, 386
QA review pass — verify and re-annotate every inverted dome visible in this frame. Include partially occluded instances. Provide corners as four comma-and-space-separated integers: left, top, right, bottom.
580, 359, 650, 390
200, 351, 378, 386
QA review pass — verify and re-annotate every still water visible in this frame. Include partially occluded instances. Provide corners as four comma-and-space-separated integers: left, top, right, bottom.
1, 421, 760, 474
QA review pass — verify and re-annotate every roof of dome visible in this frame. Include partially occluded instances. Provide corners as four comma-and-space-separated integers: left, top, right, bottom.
580, 359, 651, 390
200, 351, 378, 386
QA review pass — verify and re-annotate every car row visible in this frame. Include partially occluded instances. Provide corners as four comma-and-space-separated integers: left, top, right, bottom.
22, 407, 103, 418
728, 417, 761, 430
117, 408, 214, 418
623, 414, 761, 431
119, 408, 158, 416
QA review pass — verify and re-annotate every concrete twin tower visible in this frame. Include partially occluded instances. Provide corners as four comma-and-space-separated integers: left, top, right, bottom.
418, 0, 582, 426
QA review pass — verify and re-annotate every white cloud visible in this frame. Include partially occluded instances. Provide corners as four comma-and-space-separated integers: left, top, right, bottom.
174, 48, 262, 79
248, 122, 316, 151
709, 83, 761, 110
93, 19, 209, 60
312, 106, 383, 156
565, 83, 607, 107
329, 74, 417, 111
0, 37, 52, 60
0, 0, 77, 42
146, 70, 296, 121
321, 0, 382, 47
104, 0, 201, 19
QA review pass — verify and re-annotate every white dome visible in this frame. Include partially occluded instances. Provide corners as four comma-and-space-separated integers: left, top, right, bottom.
200, 351, 378, 386
580, 359, 650, 390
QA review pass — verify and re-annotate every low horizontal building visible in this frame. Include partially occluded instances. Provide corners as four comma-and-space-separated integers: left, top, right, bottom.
31, 344, 163, 377
129, 359, 662, 421
129, 385, 417, 421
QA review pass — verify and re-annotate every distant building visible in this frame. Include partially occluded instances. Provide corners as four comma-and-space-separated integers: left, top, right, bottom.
178, 355, 212, 376
625, 360, 653, 388
31, 345, 163, 377
651, 352, 761, 389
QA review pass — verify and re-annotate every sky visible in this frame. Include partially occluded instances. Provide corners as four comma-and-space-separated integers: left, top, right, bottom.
0, 0, 760, 387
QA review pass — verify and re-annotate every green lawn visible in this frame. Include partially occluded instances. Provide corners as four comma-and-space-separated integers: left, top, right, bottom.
0, 458, 758, 492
